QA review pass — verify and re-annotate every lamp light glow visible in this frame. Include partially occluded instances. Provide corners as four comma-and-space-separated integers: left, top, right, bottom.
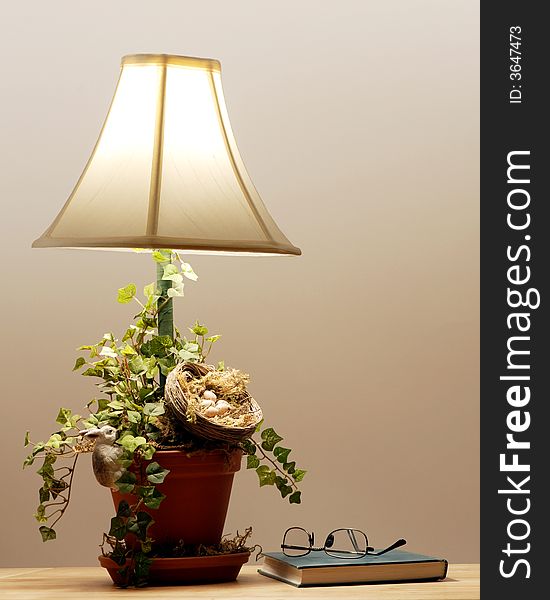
33, 54, 301, 256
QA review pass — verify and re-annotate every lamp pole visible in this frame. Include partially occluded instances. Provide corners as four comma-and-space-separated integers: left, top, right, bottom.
156, 256, 174, 390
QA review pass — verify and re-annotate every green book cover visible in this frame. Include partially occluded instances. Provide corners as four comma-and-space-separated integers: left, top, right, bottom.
262, 549, 446, 569
259, 550, 449, 587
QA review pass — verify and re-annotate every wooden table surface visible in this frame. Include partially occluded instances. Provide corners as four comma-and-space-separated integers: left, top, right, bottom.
0, 564, 480, 599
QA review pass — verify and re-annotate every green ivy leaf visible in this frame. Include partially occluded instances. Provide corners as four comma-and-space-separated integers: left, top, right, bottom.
110, 542, 127, 566
241, 439, 256, 455
39, 526, 56, 542
117, 283, 136, 304
256, 465, 276, 487
167, 282, 184, 297
139, 487, 166, 510
89, 398, 110, 412
127, 411, 141, 424
122, 326, 137, 342
261, 428, 283, 451
118, 457, 134, 469
158, 357, 175, 377
72, 357, 86, 371
205, 335, 221, 343
152, 250, 172, 263
129, 355, 146, 375
293, 469, 307, 482
141, 336, 172, 357
146, 462, 170, 484
37, 460, 55, 480
23, 443, 46, 468
275, 476, 293, 498
289, 491, 302, 504
115, 471, 137, 494
180, 262, 198, 281
24, 431, 30, 447
81, 416, 98, 428
127, 511, 153, 539
69, 413, 81, 429
108, 400, 125, 410
99, 346, 118, 359
119, 435, 147, 453
162, 264, 179, 279
56, 408, 73, 427
133, 550, 153, 584
82, 367, 102, 377
34, 504, 47, 523
283, 461, 296, 475
116, 500, 132, 518
141, 444, 156, 461
109, 516, 128, 540
190, 322, 208, 336
39, 486, 50, 503
23, 455, 35, 468
143, 359, 157, 377
179, 349, 199, 362
273, 446, 291, 464
143, 282, 156, 298
143, 403, 165, 417
138, 387, 155, 402
279, 485, 293, 499
50, 479, 68, 498
246, 455, 260, 469
136, 317, 155, 331
121, 344, 137, 356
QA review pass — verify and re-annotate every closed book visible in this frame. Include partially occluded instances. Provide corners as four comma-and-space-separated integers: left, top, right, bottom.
258, 549, 448, 587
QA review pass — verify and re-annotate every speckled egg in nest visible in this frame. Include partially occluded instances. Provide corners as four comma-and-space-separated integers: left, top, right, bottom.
164, 362, 263, 443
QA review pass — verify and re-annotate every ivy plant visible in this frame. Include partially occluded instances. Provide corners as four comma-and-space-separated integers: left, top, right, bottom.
24, 250, 306, 586
241, 426, 305, 504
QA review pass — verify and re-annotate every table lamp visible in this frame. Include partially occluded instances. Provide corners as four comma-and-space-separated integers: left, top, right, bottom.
33, 54, 301, 342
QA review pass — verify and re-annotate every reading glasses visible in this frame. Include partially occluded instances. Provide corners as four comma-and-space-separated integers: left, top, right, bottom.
281, 527, 407, 559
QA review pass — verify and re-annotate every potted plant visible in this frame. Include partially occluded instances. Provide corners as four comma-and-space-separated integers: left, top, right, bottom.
24, 250, 305, 587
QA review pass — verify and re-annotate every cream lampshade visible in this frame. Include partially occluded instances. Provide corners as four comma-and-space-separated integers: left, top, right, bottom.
33, 54, 300, 256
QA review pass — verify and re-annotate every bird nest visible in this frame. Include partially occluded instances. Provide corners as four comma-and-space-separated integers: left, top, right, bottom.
164, 362, 263, 444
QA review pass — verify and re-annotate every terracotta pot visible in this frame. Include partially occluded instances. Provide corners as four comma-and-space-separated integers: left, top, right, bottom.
111, 448, 242, 547
99, 552, 250, 586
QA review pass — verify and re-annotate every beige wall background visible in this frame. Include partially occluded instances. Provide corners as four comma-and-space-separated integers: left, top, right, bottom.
0, 0, 479, 566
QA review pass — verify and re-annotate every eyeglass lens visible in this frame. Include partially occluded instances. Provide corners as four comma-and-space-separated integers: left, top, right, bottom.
324, 529, 368, 558
282, 527, 311, 557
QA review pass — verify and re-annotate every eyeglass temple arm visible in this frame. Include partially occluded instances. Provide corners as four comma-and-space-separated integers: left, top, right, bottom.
371, 538, 407, 556
346, 529, 361, 553
281, 544, 311, 551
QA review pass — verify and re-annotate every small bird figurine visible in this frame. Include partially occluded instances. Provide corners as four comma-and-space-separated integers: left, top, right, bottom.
80, 425, 124, 490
